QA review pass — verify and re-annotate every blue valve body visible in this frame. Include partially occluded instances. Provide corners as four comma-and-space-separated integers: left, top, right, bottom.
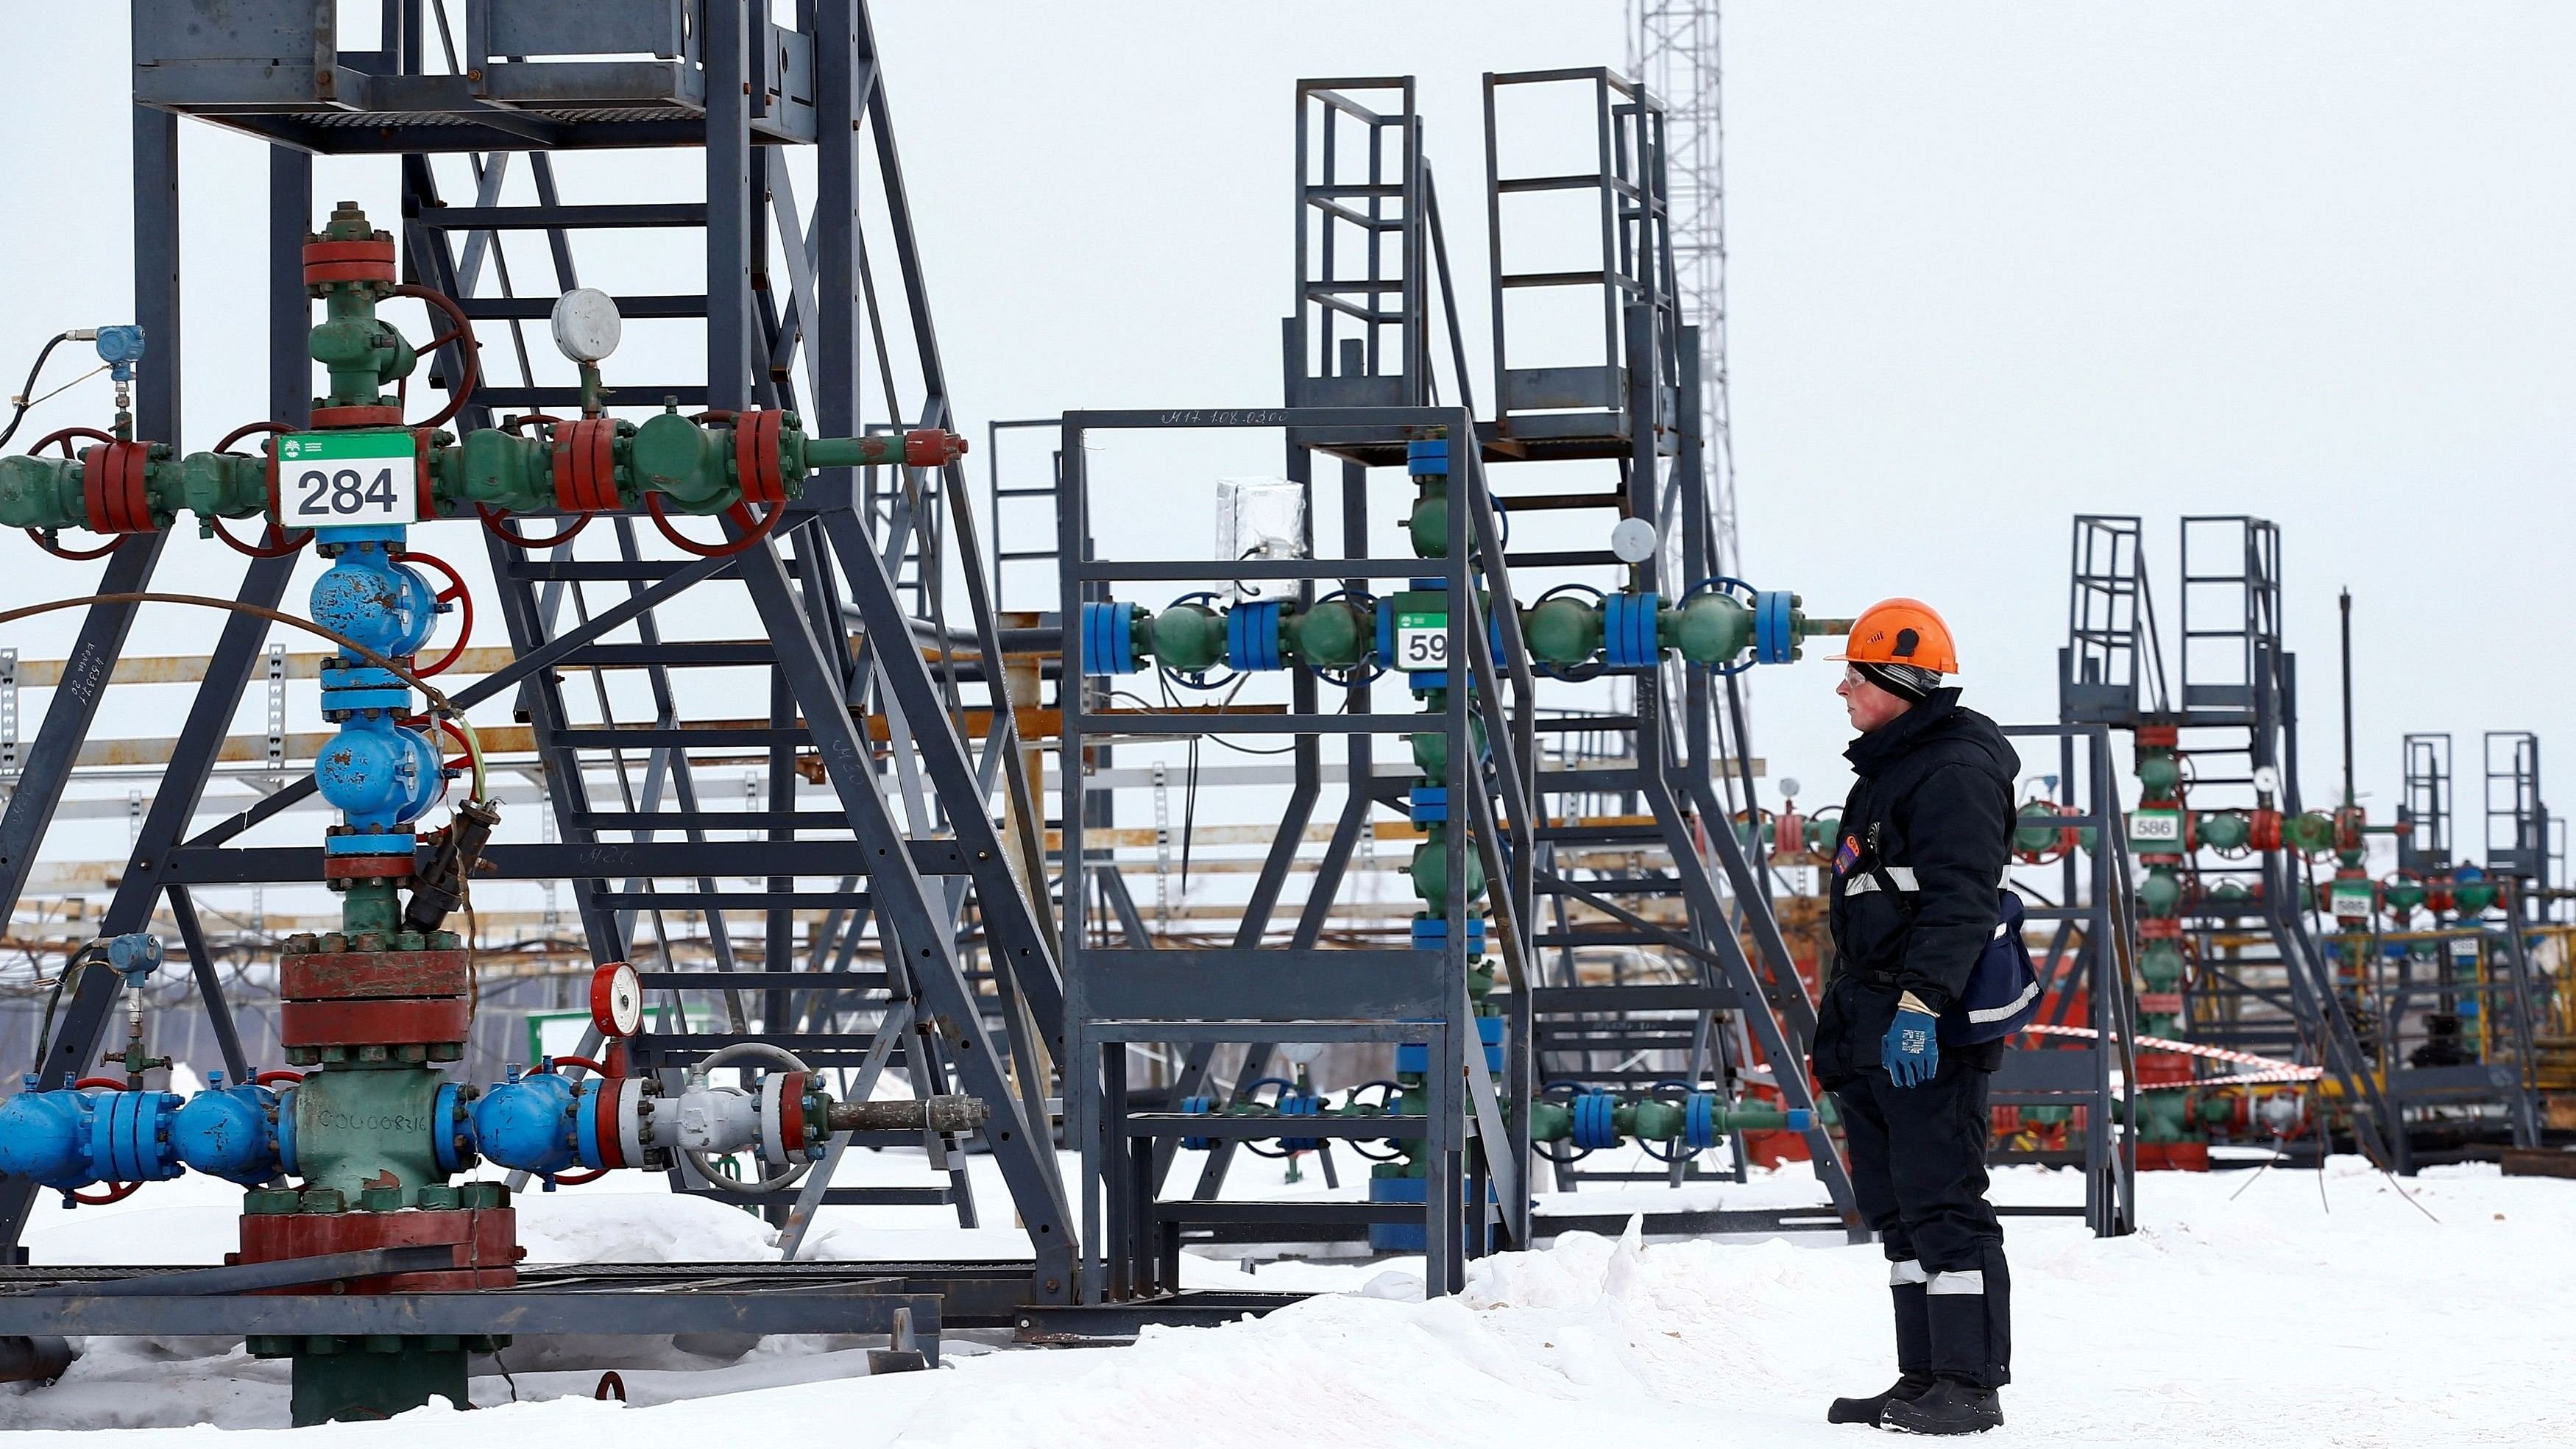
470, 1068, 603, 1177
314, 710, 442, 830
0, 1082, 184, 1189
170, 1079, 284, 1184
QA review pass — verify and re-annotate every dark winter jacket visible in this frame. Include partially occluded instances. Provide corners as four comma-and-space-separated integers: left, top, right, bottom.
1810, 689, 2017, 1088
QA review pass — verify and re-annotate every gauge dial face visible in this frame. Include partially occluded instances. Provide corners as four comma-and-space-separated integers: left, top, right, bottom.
592, 961, 644, 1038
551, 288, 623, 364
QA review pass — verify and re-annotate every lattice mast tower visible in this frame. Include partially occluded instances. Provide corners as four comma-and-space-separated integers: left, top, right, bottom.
1630, 0, 1740, 578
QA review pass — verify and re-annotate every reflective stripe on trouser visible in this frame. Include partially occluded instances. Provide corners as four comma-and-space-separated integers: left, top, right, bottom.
1926, 1248, 2011, 1387
1890, 1264, 1931, 1375
1836, 1056, 2011, 1388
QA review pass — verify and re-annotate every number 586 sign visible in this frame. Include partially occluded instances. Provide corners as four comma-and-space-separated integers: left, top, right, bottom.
273, 431, 420, 527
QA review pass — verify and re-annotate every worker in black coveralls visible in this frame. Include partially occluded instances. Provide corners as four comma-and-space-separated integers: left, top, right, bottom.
1813, 599, 2014, 1435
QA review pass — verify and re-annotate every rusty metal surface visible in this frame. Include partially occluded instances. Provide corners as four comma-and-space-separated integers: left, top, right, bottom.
279, 950, 471, 1001
278, 998, 473, 1049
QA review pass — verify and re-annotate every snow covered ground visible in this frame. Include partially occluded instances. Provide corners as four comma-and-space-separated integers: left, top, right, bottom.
0, 1152, 2566, 1445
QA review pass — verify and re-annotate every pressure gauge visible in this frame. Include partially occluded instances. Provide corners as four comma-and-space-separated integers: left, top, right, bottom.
1610, 517, 1660, 564
590, 961, 645, 1038
551, 288, 623, 364
2252, 765, 2281, 796
1779, 777, 1802, 801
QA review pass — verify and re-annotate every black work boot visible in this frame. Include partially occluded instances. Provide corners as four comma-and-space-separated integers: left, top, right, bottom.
1880, 1376, 2003, 1435
1827, 1267, 1936, 1425
1826, 1371, 1934, 1425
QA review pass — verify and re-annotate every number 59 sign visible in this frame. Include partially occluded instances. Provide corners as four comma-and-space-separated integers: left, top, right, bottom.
272, 431, 421, 527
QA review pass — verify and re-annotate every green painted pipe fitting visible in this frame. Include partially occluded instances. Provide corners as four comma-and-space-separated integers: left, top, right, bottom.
1146, 603, 1226, 673
1523, 596, 1602, 666
2283, 812, 2338, 854
2134, 1091, 2195, 1144
310, 297, 415, 412
628, 411, 723, 506
2138, 864, 2184, 918
178, 450, 272, 522
291, 1065, 446, 1202
1407, 481, 1448, 558
2136, 752, 2183, 800
1284, 598, 1372, 668
2138, 938, 2186, 993
2196, 810, 2250, 851
1667, 592, 1755, 665
1409, 828, 1487, 913
1528, 1099, 1571, 1143
1410, 709, 1484, 778
1624, 1097, 1689, 1142
0, 454, 96, 531
453, 428, 552, 514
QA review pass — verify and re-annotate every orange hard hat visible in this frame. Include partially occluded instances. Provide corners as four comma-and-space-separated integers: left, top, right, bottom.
1827, 598, 1959, 674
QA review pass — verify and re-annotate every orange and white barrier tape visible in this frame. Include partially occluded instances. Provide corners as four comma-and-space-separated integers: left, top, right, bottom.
2015, 1023, 2322, 1091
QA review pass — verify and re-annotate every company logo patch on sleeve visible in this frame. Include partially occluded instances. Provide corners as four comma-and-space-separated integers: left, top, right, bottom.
1833, 834, 1861, 876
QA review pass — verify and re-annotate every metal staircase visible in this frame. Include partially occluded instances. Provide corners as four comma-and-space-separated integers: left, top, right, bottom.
0, 1, 1075, 1298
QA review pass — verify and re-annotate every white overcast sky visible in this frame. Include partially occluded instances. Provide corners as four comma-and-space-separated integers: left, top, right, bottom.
1, 4, 2571, 865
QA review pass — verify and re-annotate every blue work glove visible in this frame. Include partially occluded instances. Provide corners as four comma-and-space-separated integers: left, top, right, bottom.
1880, 992, 1940, 1088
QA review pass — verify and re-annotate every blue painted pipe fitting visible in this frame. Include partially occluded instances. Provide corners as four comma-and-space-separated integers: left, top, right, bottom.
314, 713, 442, 829
1685, 1091, 1717, 1152
431, 1081, 479, 1175
1079, 600, 1140, 676
1179, 1094, 1214, 1152
470, 1066, 606, 1177
308, 544, 439, 661
90, 1088, 183, 1184
1228, 600, 1284, 672
275, 1085, 300, 1176
1275, 1091, 1323, 1153
0, 1080, 184, 1190
1571, 1091, 1621, 1151
169, 1074, 283, 1184
0, 1078, 95, 1186
470, 1066, 578, 1177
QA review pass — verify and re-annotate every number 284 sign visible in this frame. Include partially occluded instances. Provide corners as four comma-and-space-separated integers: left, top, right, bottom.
275, 432, 420, 527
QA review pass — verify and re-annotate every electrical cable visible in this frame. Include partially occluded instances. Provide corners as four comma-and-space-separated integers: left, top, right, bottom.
0, 333, 75, 453
0, 592, 489, 801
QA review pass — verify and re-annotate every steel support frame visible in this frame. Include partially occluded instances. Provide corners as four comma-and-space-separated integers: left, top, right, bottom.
1989, 723, 2137, 1238
1060, 405, 1532, 1303
1, 4, 1077, 1311
2062, 514, 2399, 1169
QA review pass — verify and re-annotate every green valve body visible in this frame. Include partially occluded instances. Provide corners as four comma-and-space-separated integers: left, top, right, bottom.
2138, 864, 2184, 917
1523, 596, 1602, 667
290, 1063, 445, 1200
2195, 810, 2250, 851
1668, 592, 1756, 665
1407, 479, 1450, 557
2282, 811, 2338, 854
1145, 603, 1226, 673
2135, 748, 2182, 801
1409, 829, 1487, 916
1285, 598, 1372, 668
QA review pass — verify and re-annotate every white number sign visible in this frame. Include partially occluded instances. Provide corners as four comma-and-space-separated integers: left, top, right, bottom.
276, 431, 419, 527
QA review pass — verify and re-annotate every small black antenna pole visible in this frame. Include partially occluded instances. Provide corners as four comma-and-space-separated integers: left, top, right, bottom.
2339, 588, 2356, 807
